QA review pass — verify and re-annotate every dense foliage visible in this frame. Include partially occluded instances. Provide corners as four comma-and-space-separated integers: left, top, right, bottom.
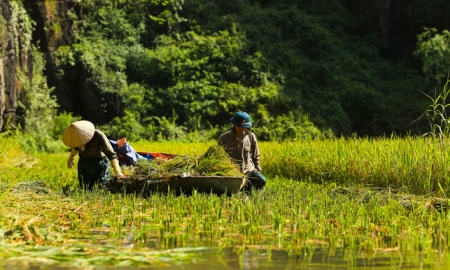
6, 0, 450, 145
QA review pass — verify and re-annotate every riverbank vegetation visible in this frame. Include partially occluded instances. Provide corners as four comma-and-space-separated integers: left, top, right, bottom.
0, 135, 449, 268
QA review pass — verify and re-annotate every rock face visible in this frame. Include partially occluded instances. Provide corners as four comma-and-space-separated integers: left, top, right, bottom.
24, 0, 121, 126
0, 0, 74, 131
0, 0, 27, 131
23, 0, 75, 94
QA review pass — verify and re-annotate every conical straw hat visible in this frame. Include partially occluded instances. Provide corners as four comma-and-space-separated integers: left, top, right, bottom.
62, 120, 95, 147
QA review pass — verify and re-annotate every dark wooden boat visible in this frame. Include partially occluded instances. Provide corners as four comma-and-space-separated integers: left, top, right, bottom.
109, 149, 246, 196
108, 174, 246, 196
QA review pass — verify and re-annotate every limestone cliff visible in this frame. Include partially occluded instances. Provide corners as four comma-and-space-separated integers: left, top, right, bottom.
0, 0, 73, 131
0, 0, 30, 131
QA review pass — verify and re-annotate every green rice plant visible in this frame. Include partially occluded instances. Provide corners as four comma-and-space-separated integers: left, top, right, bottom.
1, 174, 448, 267
260, 136, 450, 194
420, 79, 450, 140
1, 136, 450, 268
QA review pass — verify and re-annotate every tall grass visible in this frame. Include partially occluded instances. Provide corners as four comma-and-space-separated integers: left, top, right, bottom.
261, 136, 450, 195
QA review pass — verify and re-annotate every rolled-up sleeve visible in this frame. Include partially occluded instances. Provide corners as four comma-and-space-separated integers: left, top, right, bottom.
250, 133, 262, 171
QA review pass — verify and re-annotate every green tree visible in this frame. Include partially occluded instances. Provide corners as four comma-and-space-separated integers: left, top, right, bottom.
126, 30, 280, 129
414, 28, 450, 85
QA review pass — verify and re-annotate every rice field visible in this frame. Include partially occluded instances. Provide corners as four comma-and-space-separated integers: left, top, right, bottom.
0, 135, 449, 269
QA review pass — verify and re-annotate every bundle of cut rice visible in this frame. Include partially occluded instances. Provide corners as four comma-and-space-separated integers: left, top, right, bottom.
130, 145, 241, 179
195, 145, 242, 176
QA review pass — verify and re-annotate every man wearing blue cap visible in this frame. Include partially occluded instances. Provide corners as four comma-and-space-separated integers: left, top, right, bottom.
218, 111, 266, 192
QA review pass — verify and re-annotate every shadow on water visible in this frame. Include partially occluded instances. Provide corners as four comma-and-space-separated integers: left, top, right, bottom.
1, 247, 448, 270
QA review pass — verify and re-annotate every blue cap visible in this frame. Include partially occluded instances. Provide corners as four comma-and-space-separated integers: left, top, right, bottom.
230, 111, 252, 129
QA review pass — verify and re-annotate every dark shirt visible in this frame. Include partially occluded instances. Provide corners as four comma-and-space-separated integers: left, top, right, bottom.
76, 130, 117, 160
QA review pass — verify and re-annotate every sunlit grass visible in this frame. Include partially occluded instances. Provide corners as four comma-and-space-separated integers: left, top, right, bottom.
0, 135, 449, 268
261, 136, 450, 194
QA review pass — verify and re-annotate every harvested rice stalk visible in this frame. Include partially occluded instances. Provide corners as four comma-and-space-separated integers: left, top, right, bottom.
162, 156, 196, 175
131, 158, 165, 178
129, 145, 241, 178
195, 145, 242, 176
132, 156, 196, 178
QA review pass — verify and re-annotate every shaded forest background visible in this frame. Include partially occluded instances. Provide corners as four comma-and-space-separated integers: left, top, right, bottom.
1, 0, 450, 150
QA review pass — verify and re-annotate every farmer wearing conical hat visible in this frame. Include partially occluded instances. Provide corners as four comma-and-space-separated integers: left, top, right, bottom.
218, 111, 266, 192
62, 120, 123, 190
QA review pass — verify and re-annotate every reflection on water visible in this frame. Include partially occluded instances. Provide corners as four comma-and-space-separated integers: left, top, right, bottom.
1, 247, 448, 270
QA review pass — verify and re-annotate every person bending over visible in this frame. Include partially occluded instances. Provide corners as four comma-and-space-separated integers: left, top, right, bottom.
62, 120, 123, 190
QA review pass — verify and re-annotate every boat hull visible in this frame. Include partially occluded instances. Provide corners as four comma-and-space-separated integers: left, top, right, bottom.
108, 175, 246, 196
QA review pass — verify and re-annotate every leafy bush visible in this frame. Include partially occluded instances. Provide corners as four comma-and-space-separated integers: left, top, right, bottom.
17, 47, 61, 153
414, 28, 450, 85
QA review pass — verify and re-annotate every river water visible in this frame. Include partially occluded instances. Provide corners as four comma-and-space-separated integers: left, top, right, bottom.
1, 247, 448, 269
